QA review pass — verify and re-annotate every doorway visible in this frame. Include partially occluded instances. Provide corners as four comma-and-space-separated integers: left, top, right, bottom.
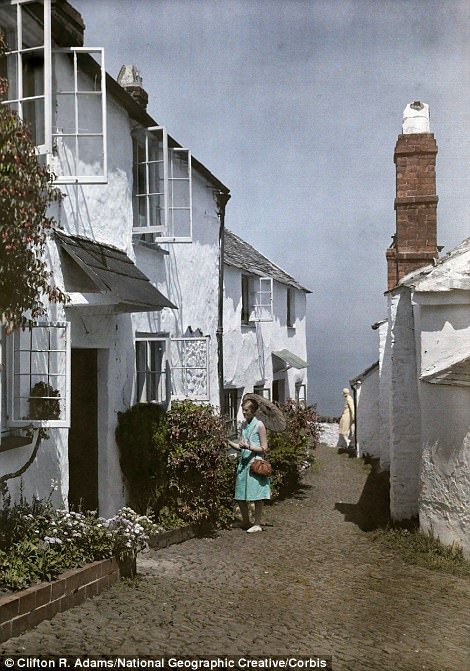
68, 348, 99, 512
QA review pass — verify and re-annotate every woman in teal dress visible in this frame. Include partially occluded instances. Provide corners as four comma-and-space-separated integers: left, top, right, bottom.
233, 398, 270, 533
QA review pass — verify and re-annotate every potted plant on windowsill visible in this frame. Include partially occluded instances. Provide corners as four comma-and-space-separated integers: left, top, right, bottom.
28, 382, 60, 421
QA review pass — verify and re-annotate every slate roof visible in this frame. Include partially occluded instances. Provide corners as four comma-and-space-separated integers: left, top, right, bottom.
55, 231, 176, 312
224, 229, 311, 293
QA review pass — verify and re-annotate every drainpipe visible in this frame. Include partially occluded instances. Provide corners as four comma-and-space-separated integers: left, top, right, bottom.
215, 190, 231, 412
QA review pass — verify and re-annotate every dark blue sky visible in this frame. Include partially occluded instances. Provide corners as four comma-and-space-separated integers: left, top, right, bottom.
74, 0, 470, 414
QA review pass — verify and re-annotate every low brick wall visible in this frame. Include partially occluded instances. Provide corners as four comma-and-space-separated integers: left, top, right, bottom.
0, 557, 119, 643
148, 524, 197, 550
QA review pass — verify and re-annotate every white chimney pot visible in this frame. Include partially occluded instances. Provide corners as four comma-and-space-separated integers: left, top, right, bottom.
402, 101, 430, 134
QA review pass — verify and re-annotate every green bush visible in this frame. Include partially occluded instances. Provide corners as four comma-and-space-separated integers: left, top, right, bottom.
116, 401, 235, 529
115, 403, 169, 513
165, 401, 234, 528
268, 401, 319, 497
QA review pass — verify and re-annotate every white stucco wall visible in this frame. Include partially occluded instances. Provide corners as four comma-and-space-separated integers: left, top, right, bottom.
389, 288, 421, 520
223, 265, 308, 414
378, 318, 392, 470
418, 382, 470, 558
134, 171, 222, 408
413, 290, 470, 558
354, 367, 380, 458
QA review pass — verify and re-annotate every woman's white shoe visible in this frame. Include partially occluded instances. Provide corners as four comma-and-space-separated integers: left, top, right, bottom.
246, 524, 262, 533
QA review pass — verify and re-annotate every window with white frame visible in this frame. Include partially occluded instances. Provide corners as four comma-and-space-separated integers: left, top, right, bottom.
241, 275, 273, 324
171, 336, 209, 401
51, 47, 107, 183
8, 322, 70, 427
132, 126, 192, 242
287, 286, 295, 327
0, 0, 51, 153
253, 385, 271, 400
0, 0, 107, 182
135, 336, 169, 405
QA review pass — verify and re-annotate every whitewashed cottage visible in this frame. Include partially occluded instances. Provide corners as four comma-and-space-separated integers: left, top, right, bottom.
0, 0, 311, 517
354, 101, 470, 558
0, 0, 230, 516
223, 229, 310, 434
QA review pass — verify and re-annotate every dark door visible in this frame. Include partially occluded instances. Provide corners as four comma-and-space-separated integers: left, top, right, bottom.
69, 349, 99, 512
272, 379, 285, 403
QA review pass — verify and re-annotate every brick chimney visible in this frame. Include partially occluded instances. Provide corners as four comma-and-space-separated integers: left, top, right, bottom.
386, 101, 439, 290
117, 65, 149, 110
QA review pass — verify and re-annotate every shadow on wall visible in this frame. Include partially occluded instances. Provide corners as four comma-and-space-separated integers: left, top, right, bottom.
335, 457, 390, 532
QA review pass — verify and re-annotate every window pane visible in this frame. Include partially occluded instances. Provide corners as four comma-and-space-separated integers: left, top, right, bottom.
20, 4, 44, 49
0, 8, 18, 51
22, 97, 44, 145
77, 93, 103, 134
149, 194, 165, 229
169, 179, 190, 208
168, 208, 191, 238
0, 52, 17, 101
135, 341, 146, 402
78, 136, 104, 172
12, 325, 68, 423
53, 135, 77, 177
54, 92, 76, 134
22, 49, 44, 97
148, 131, 164, 162
77, 51, 102, 92
148, 162, 164, 196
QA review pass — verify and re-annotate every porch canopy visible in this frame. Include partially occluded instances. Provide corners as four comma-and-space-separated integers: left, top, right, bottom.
272, 349, 309, 371
55, 231, 176, 313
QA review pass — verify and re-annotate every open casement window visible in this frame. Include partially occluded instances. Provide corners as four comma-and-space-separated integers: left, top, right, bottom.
0, 1, 107, 182
250, 277, 273, 322
8, 322, 70, 428
132, 126, 192, 242
51, 47, 107, 183
135, 336, 170, 406
0, 0, 52, 154
241, 275, 273, 324
170, 336, 209, 401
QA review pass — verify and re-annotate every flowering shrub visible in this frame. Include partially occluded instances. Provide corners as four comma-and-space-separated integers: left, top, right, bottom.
165, 401, 234, 529
104, 507, 162, 560
116, 401, 235, 529
268, 401, 320, 497
0, 496, 161, 591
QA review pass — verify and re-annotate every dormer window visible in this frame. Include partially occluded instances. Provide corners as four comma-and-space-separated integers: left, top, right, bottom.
132, 126, 192, 242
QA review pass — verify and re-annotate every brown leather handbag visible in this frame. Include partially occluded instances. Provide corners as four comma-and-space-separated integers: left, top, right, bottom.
250, 458, 272, 477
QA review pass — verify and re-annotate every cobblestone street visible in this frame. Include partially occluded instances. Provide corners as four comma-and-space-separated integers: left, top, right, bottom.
1, 443, 469, 671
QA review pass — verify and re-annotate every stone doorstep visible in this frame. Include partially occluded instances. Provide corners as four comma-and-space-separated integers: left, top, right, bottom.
0, 558, 119, 644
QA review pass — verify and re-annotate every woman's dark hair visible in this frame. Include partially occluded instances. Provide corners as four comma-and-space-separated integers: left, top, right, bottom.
243, 399, 259, 412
